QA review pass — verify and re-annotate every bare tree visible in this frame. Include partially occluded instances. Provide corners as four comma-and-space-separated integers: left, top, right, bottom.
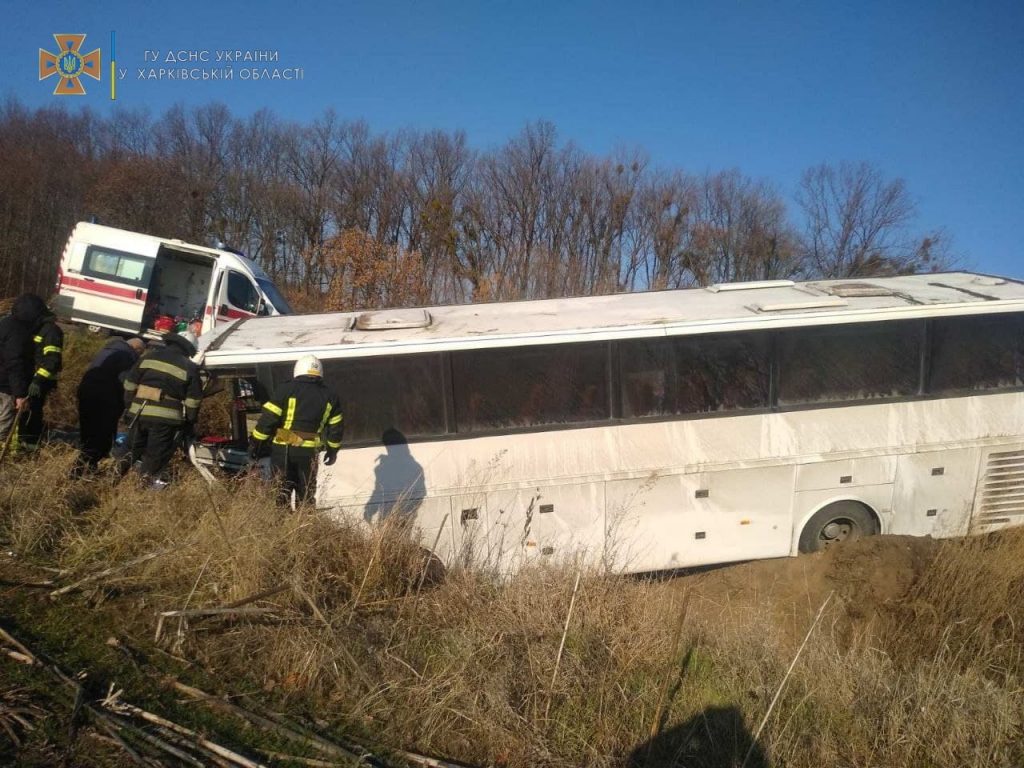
692, 170, 799, 284
796, 162, 951, 278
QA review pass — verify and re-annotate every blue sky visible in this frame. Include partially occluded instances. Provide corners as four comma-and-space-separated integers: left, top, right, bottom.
3, 0, 1023, 275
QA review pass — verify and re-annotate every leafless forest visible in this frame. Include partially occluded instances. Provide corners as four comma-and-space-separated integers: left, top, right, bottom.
0, 99, 953, 309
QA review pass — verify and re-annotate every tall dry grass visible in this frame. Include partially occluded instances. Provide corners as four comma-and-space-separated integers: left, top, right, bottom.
1, 447, 1023, 767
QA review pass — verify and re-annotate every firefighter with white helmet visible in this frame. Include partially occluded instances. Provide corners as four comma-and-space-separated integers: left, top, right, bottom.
249, 353, 343, 505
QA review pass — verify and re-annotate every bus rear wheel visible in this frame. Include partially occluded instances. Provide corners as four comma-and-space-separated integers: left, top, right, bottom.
798, 501, 878, 554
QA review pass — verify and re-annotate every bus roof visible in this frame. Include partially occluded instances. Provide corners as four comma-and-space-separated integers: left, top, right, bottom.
199, 272, 1024, 366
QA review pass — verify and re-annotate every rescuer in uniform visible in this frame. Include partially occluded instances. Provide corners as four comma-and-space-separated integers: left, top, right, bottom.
0, 294, 47, 448
249, 354, 343, 506
15, 301, 63, 454
122, 331, 203, 488
74, 335, 147, 474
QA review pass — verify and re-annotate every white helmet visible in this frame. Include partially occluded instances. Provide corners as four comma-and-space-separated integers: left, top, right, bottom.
167, 329, 198, 357
294, 354, 323, 378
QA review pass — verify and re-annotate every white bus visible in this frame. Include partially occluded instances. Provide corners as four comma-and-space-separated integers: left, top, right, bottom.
195, 272, 1024, 575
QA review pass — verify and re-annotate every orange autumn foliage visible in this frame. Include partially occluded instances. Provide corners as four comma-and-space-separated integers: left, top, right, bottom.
321, 228, 430, 312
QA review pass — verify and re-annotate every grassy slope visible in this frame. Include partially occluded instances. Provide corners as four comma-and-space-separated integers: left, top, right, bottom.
1, 448, 1023, 767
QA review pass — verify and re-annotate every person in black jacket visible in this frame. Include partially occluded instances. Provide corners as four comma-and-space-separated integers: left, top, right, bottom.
17, 308, 64, 453
122, 331, 203, 488
249, 354, 343, 506
0, 294, 47, 448
74, 335, 147, 474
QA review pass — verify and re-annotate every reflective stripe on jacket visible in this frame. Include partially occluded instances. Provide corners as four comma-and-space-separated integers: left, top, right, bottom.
252, 375, 343, 449
123, 344, 203, 423
32, 320, 63, 383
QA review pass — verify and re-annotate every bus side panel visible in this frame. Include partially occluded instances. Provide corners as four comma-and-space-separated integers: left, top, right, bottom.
450, 490, 538, 576
533, 482, 605, 569
357, 494, 456, 563
700, 465, 795, 564
604, 473, 707, 573
890, 448, 979, 538
768, 407, 893, 462
795, 456, 896, 492
614, 417, 764, 477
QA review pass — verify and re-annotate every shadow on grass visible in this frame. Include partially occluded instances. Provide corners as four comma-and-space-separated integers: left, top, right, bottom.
627, 705, 767, 768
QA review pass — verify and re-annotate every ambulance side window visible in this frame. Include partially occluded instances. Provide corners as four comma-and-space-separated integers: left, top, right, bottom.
226, 271, 259, 313
83, 246, 151, 286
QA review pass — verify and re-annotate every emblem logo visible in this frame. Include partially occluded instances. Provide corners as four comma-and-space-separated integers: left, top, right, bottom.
39, 34, 102, 95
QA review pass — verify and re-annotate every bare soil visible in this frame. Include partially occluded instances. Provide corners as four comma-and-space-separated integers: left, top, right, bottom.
676, 535, 939, 642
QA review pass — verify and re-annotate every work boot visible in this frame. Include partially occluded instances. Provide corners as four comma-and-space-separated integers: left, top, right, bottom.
70, 456, 100, 480
145, 476, 170, 491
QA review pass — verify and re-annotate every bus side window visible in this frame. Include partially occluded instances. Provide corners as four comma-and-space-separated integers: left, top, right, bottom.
620, 339, 673, 418
452, 343, 609, 432
675, 334, 770, 413
929, 313, 1024, 393
318, 355, 446, 443
619, 333, 769, 418
777, 320, 921, 406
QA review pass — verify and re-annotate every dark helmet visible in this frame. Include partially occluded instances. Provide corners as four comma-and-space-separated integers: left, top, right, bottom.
11, 293, 47, 327
164, 331, 197, 357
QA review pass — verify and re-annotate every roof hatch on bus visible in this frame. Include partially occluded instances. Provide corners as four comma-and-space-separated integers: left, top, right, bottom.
706, 279, 795, 293
355, 308, 432, 330
824, 282, 896, 298
971, 276, 1006, 287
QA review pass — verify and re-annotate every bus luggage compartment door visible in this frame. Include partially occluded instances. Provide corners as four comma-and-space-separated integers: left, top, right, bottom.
606, 465, 794, 573
888, 448, 978, 538
450, 491, 540, 576
532, 483, 605, 569
450, 493, 524, 577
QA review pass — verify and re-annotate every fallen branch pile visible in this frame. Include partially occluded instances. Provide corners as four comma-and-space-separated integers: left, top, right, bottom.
0, 624, 475, 768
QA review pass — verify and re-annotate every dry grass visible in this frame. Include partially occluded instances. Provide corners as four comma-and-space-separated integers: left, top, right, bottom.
45, 324, 107, 430
1, 447, 1023, 767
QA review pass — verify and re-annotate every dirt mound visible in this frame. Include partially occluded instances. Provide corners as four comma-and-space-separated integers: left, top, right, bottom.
680, 535, 941, 641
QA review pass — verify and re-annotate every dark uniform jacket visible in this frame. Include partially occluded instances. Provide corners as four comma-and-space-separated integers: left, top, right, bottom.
0, 294, 47, 398
123, 343, 203, 424
32, 318, 64, 387
80, 337, 140, 406
252, 376, 343, 449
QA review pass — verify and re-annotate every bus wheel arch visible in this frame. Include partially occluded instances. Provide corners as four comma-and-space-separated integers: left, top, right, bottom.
798, 500, 880, 554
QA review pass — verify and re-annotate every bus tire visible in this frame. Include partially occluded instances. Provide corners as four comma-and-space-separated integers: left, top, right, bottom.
798, 501, 878, 554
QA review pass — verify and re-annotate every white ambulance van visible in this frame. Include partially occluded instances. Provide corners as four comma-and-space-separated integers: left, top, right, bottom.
52, 222, 292, 337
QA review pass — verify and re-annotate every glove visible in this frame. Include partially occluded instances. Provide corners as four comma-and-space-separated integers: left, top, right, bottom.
323, 448, 339, 466
249, 437, 268, 461
27, 380, 42, 399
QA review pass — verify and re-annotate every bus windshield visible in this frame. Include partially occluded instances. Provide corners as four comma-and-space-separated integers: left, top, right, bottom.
256, 278, 293, 315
